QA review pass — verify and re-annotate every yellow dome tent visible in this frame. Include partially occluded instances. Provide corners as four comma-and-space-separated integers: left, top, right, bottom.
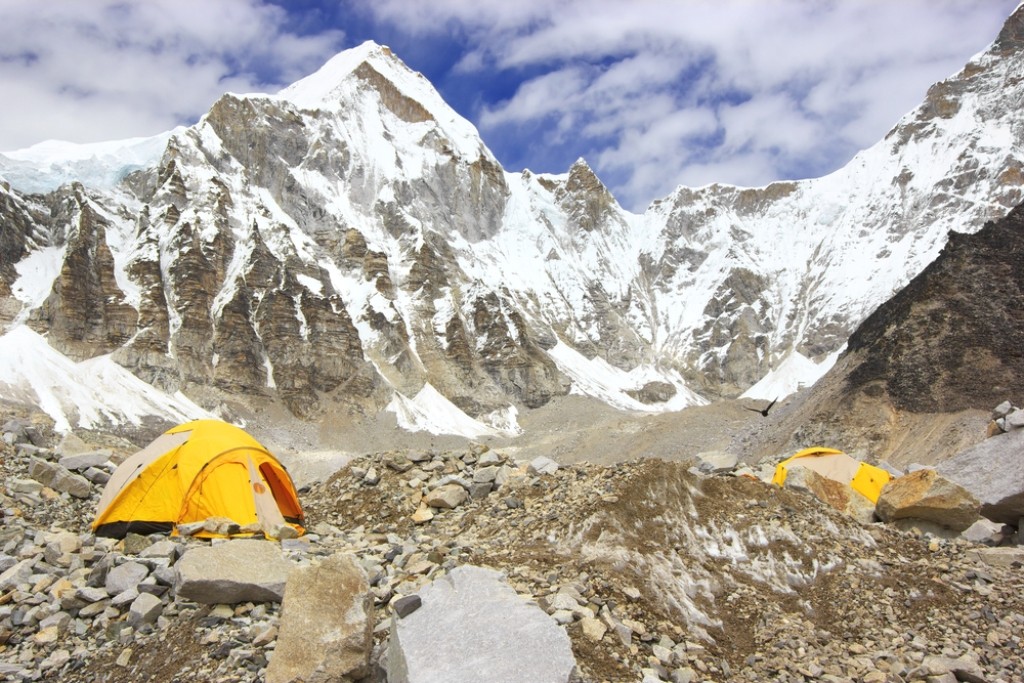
771, 446, 891, 503
93, 419, 304, 539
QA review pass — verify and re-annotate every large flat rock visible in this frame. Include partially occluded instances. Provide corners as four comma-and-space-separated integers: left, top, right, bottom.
387, 565, 577, 683
175, 539, 294, 604
939, 429, 1024, 524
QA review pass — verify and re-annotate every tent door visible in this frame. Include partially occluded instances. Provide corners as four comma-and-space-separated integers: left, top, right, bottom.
248, 456, 288, 536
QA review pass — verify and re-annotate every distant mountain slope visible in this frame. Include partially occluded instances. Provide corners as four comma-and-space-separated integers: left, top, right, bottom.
749, 201, 1024, 466
845, 205, 1024, 413
1, 5, 1023, 438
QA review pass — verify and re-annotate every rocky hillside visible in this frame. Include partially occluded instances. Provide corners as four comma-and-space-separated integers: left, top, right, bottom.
2, 413, 1023, 683
2, 6, 1024, 437
743, 200, 1024, 467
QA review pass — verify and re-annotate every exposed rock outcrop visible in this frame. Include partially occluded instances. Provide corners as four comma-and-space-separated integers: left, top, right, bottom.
940, 428, 1024, 524
757, 201, 1024, 466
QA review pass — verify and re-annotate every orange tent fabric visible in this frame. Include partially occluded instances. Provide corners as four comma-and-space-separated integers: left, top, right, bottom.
93, 419, 304, 539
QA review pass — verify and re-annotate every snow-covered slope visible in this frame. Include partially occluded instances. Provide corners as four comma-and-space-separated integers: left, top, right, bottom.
1, 7, 1023, 437
0, 129, 183, 194
0, 326, 211, 432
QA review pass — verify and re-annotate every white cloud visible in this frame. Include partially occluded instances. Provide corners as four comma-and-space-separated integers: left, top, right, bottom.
0, 0, 343, 150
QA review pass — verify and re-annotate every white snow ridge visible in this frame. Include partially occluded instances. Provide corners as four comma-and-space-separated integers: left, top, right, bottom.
0, 326, 212, 433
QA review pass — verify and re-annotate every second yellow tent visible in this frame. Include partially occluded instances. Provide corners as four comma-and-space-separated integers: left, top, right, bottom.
772, 446, 891, 503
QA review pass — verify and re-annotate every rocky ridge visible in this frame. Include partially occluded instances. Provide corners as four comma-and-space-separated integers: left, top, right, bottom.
2, 412, 1024, 683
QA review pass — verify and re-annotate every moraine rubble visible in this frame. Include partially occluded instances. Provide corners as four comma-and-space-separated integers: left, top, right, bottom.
1, 412, 1023, 683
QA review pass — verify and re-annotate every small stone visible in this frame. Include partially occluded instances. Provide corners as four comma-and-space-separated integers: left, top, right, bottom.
527, 456, 559, 476
33, 625, 60, 644
393, 594, 422, 618
992, 400, 1014, 419
116, 648, 133, 667
1005, 408, 1024, 430
580, 616, 607, 642
425, 484, 468, 509
478, 452, 502, 467
469, 482, 493, 499
128, 592, 163, 627
473, 466, 500, 483
411, 505, 434, 524
105, 561, 150, 596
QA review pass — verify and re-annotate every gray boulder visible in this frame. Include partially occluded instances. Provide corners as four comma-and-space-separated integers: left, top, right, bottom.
0, 559, 35, 590
105, 561, 150, 596
473, 466, 501, 484
27, 458, 91, 498
964, 546, 1024, 568
265, 552, 374, 683
939, 428, 1024, 524
425, 484, 468, 510
175, 539, 294, 604
960, 518, 1010, 545
58, 450, 111, 471
387, 565, 577, 683
695, 451, 738, 474
127, 592, 164, 628
528, 456, 559, 476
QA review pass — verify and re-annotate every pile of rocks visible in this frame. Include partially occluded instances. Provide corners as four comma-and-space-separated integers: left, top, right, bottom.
302, 447, 1024, 682
987, 400, 1024, 436
2, 413, 1024, 682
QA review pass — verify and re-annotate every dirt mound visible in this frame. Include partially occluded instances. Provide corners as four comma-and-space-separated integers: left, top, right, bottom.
303, 452, 1024, 682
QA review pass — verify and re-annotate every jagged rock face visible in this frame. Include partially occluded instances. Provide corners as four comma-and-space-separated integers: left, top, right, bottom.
0, 185, 35, 321
756, 201, 1024, 467
27, 186, 137, 360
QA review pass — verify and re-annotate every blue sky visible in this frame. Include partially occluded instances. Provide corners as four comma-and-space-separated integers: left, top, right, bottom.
0, 0, 1017, 210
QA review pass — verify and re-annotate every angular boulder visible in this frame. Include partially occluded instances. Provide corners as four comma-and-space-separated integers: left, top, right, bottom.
939, 428, 1024, 524
424, 484, 468, 510
28, 458, 92, 498
265, 553, 374, 683
528, 456, 559, 476
876, 469, 979, 531
964, 546, 1024, 568
782, 467, 876, 524
695, 451, 738, 474
387, 565, 577, 683
127, 592, 164, 628
58, 451, 112, 471
175, 539, 294, 604
105, 561, 150, 596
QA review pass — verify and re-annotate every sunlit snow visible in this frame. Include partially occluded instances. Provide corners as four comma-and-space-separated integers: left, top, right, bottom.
0, 326, 213, 432
740, 348, 843, 401
386, 383, 520, 438
12, 246, 64, 311
0, 129, 184, 194
547, 342, 707, 412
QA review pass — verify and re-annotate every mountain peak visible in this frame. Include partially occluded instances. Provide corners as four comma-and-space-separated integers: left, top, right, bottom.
275, 40, 488, 160
276, 40, 404, 110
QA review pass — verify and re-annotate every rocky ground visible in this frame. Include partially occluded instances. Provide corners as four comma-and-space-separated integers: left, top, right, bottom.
1, 402, 1023, 682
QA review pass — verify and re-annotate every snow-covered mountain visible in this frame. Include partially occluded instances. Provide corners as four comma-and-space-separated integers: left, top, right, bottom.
1, 7, 1023, 435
